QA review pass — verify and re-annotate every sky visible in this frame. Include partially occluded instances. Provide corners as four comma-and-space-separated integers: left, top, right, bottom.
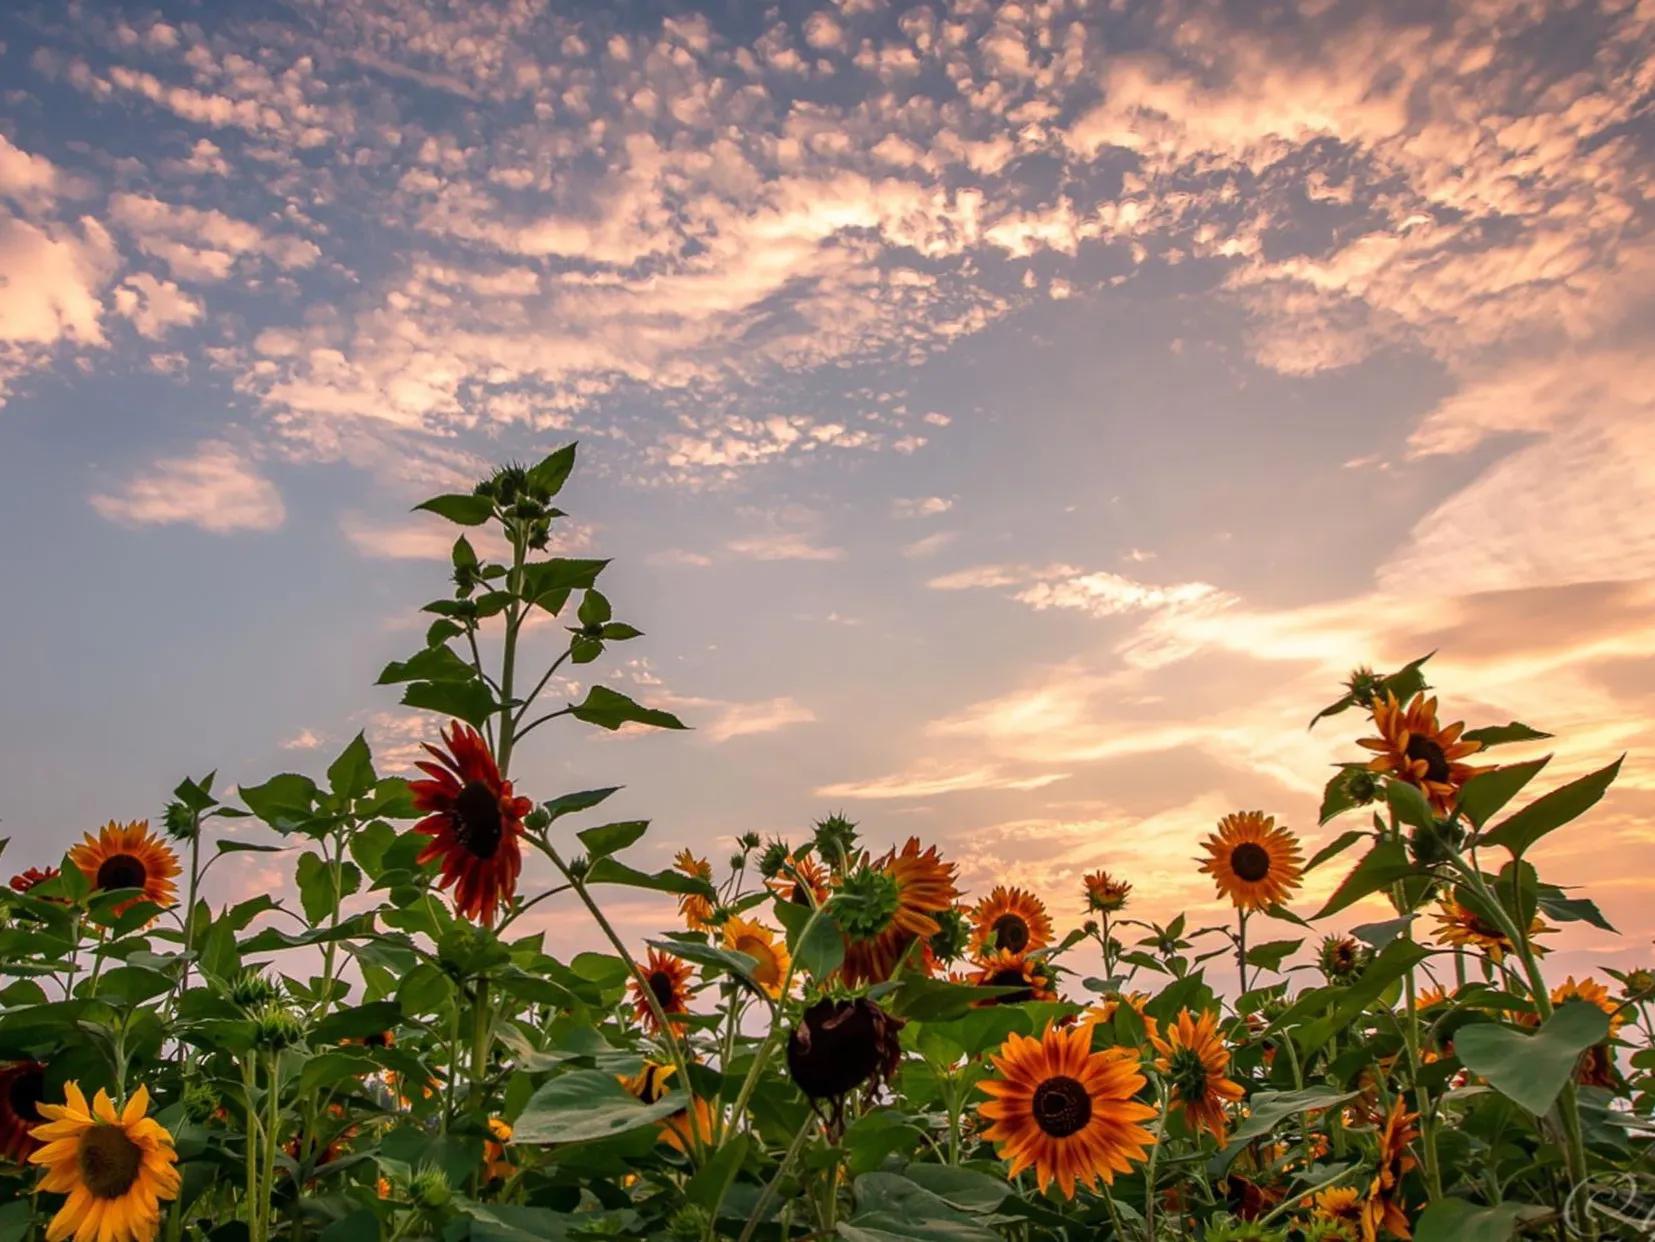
1, 0, 1653, 992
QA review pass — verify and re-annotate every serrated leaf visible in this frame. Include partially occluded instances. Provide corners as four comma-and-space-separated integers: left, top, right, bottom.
1480, 757, 1623, 857
376, 645, 477, 686
575, 820, 648, 859
401, 680, 496, 728
415, 493, 494, 526
570, 685, 686, 732
1311, 840, 1414, 920
1462, 722, 1552, 748
326, 733, 376, 801
1456, 757, 1551, 829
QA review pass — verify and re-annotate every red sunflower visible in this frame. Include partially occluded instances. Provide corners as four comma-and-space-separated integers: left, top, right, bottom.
411, 723, 532, 927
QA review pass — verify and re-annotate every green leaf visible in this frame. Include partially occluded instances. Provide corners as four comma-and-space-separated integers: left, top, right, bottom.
1455, 1002, 1612, 1114
415, 493, 494, 526
685, 1131, 750, 1211
1536, 885, 1616, 932
1414, 1199, 1536, 1242
1311, 840, 1414, 920
1386, 778, 1434, 830
575, 821, 648, 859
172, 773, 219, 813
1350, 915, 1414, 948
1456, 757, 1551, 829
238, 773, 320, 830
1216, 1087, 1358, 1170
401, 679, 496, 728
648, 938, 765, 997
1244, 939, 1301, 971
1306, 828, 1368, 872
376, 645, 478, 686
296, 853, 359, 925
519, 559, 608, 610
527, 443, 577, 496
1480, 757, 1623, 857
310, 1001, 402, 1045
578, 590, 612, 626
569, 635, 603, 665
542, 787, 621, 822
775, 901, 844, 978
1462, 722, 1552, 749
513, 1070, 685, 1144
1309, 653, 1432, 728
326, 733, 376, 801
451, 535, 478, 569
600, 623, 642, 641
584, 858, 715, 899
569, 685, 687, 732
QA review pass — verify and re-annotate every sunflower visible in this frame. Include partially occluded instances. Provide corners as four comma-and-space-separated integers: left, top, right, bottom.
835, 838, 958, 987
673, 850, 716, 930
1198, 812, 1303, 913
1357, 692, 1483, 814
410, 723, 531, 927
1318, 935, 1368, 981
618, 1061, 713, 1154
9, 866, 60, 895
482, 1117, 512, 1182
1413, 985, 1452, 1011
977, 1023, 1158, 1199
68, 822, 179, 918
0, 1061, 45, 1162
1082, 870, 1131, 914
721, 917, 790, 998
1310, 1185, 1364, 1223
970, 885, 1054, 957
1430, 897, 1549, 963
1515, 977, 1623, 1086
969, 948, 1057, 1005
629, 947, 695, 1034
1081, 991, 1151, 1032
787, 997, 906, 1103
28, 1083, 180, 1242
1361, 1097, 1418, 1242
768, 851, 830, 908
1149, 1008, 1245, 1145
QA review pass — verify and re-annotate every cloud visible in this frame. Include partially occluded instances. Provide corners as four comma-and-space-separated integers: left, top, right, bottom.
726, 533, 844, 562
113, 272, 202, 339
646, 549, 714, 568
280, 728, 323, 750
90, 440, 286, 534
701, 696, 816, 743
892, 496, 953, 519
0, 213, 116, 349
901, 531, 956, 559
930, 562, 1235, 620
815, 762, 1071, 801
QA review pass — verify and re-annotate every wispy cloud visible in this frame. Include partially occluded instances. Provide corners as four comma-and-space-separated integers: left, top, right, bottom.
90, 441, 285, 534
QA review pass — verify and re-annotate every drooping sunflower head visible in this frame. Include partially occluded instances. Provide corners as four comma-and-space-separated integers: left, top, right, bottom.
1624, 967, 1655, 998
786, 997, 906, 1102
1430, 897, 1549, 963
833, 837, 958, 986
1357, 691, 1484, 813
1198, 813, 1304, 913
0, 1061, 45, 1162
969, 948, 1057, 1006
766, 849, 830, 908
927, 905, 972, 966
970, 885, 1054, 956
629, 947, 695, 1034
1082, 870, 1132, 914
410, 722, 531, 927
672, 850, 717, 930
27, 1083, 181, 1242
811, 812, 860, 868
721, 917, 791, 997
69, 821, 180, 918
1317, 935, 1368, 982
976, 1023, 1158, 1199
1362, 1096, 1419, 1242
1148, 1008, 1245, 1145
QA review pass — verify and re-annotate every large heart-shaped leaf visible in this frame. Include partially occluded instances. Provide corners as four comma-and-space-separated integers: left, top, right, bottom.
1455, 1002, 1610, 1115
513, 1070, 685, 1144
1414, 1198, 1542, 1242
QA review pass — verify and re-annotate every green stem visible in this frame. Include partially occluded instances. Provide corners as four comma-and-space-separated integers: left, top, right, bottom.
242, 1059, 264, 1242
734, 1116, 815, 1242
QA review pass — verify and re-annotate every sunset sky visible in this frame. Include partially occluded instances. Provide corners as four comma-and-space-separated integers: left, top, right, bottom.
2, 0, 1652, 988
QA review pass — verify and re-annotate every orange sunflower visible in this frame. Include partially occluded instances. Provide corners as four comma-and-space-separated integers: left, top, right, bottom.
1362, 1097, 1418, 1242
618, 1061, 713, 1154
721, 917, 791, 998
836, 838, 958, 987
69, 821, 180, 919
28, 1082, 180, 1242
977, 1023, 1158, 1198
1430, 897, 1549, 963
673, 850, 716, 930
1148, 1008, 1245, 1145
1081, 991, 1151, 1032
482, 1117, 513, 1181
970, 885, 1054, 957
1309, 1185, 1364, 1224
629, 947, 695, 1034
0, 1061, 45, 1162
1357, 692, 1484, 813
1082, 870, 1131, 914
1198, 812, 1303, 912
768, 851, 830, 908
410, 723, 531, 927
969, 949, 1057, 1005
1516, 976, 1623, 1086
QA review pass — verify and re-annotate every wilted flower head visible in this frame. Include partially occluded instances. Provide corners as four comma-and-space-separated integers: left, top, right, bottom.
786, 997, 905, 1103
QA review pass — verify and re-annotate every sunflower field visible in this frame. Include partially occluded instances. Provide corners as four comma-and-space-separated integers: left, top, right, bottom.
1, 446, 1651, 1242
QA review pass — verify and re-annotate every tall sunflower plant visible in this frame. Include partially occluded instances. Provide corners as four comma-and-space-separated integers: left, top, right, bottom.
0, 452, 1650, 1242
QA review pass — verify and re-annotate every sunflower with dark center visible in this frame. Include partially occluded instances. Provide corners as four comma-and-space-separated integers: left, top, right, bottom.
765, 850, 830, 908
969, 948, 1057, 1005
0, 1061, 45, 1162
1361, 1097, 1418, 1242
410, 722, 531, 927
68, 821, 180, 919
1431, 897, 1550, 963
786, 997, 905, 1102
721, 917, 790, 997
618, 1062, 713, 1154
1357, 691, 1485, 814
28, 1083, 180, 1242
833, 837, 958, 987
1318, 935, 1368, 981
970, 885, 1053, 957
1082, 870, 1132, 914
976, 1023, 1157, 1199
1309, 1185, 1364, 1224
1149, 1009, 1244, 1144
629, 947, 695, 1035
1198, 812, 1304, 913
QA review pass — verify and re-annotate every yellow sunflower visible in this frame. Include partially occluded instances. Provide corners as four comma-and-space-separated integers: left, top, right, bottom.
721, 917, 791, 998
28, 1083, 180, 1242
1309, 1185, 1363, 1223
1082, 870, 1131, 914
977, 1023, 1157, 1198
618, 1061, 714, 1154
1430, 898, 1549, 963
1357, 692, 1484, 813
970, 885, 1054, 957
836, 837, 958, 986
1362, 1097, 1418, 1242
673, 850, 716, 930
482, 1117, 512, 1182
969, 948, 1057, 1005
1515, 976, 1623, 1086
1148, 1008, 1245, 1145
1081, 991, 1151, 1032
628, 947, 695, 1035
68, 822, 180, 918
1198, 812, 1304, 913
